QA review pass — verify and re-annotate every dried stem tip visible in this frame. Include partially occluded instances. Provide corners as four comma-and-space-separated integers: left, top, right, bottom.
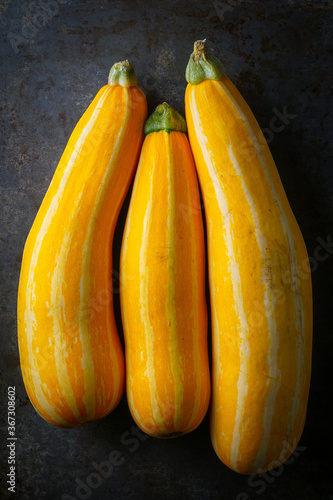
185, 39, 225, 85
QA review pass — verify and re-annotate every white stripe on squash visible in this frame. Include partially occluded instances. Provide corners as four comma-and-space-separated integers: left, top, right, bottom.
77, 87, 131, 420
137, 153, 164, 433
166, 134, 183, 433
190, 92, 251, 469
219, 82, 305, 467
24, 87, 111, 423
50, 224, 82, 422
227, 142, 281, 470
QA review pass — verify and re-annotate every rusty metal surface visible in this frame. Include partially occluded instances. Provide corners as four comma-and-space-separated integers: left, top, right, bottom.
0, 0, 332, 498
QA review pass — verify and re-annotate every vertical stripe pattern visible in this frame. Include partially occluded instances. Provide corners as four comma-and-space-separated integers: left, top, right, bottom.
120, 130, 210, 438
185, 76, 312, 473
17, 83, 147, 427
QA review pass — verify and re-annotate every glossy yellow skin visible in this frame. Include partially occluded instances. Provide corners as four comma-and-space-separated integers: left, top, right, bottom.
120, 130, 210, 437
17, 82, 147, 427
185, 75, 312, 473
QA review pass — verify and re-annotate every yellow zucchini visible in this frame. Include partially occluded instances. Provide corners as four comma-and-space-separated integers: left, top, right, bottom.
17, 61, 147, 427
185, 41, 312, 473
120, 103, 211, 437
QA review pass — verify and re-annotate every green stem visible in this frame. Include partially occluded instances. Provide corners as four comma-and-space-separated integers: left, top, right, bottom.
185, 39, 225, 85
108, 60, 137, 87
144, 103, 187, 135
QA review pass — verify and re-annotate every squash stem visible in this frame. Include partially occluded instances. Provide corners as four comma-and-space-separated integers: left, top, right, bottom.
108, 60, 138, 87
185, 39, 225, 85
144, 103, 187, 135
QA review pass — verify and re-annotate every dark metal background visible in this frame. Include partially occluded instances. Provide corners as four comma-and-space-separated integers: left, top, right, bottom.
1, 1, 332, 498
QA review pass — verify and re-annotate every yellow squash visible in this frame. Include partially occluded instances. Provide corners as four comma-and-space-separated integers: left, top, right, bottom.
120, 103, 211, 438
17, 61, 147, 427
185, 41, 312, 473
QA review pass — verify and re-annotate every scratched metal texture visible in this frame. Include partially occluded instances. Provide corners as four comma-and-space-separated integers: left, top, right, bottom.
0, 0, 332, 499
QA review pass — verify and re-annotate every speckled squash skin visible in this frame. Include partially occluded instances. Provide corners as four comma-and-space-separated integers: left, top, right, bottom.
120, 104, 211, 438
185, 41, 312, 474
17, 62, 147, 427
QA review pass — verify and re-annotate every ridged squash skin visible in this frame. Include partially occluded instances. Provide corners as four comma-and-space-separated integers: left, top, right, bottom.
17, 65, 147, 427
185, 44, 312, 473
120, 105, 210, 438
